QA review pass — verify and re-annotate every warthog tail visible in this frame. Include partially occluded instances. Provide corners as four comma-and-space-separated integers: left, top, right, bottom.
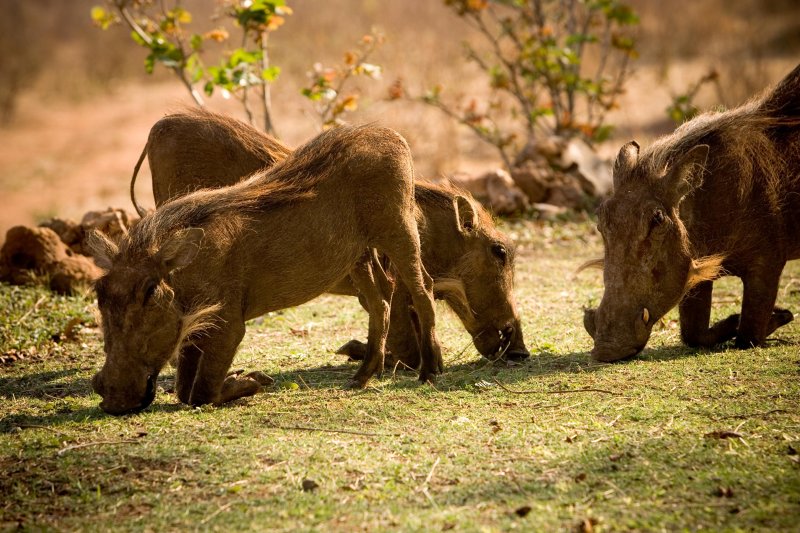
130, 142, 149, 218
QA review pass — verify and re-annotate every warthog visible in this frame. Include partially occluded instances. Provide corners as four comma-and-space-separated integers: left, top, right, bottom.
91, 124, 443, 415
130, 107, 529, 366
584, 63, 800, 361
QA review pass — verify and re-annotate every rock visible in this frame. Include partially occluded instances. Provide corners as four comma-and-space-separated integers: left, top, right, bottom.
514, 136, 567, 167
510, 161, 549, 203
450, 169, 529, 215
0, 225, 102, 294
544, 174, 586, 209
560, 137, 613, 197
81, 207, 138, 240
39, 217, 83, 248
79, 207, 139, 258
49, 255, 103, 294
531, 203, 568, 221
483, 169, 529, 215
449, 171, 489, 205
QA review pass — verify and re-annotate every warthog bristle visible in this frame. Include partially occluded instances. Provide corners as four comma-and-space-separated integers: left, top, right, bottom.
685, 255, 726, 293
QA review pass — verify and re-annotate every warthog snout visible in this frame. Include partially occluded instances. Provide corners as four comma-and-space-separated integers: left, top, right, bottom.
586, 305, 650, 363
501, 325, 530, 362
93, 370, 157, 416
473, 322, 529, 362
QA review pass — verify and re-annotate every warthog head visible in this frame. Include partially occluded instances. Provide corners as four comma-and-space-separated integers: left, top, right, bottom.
434, 195, 529, 362
90, 228, 215, 415
584, 141, 722, 362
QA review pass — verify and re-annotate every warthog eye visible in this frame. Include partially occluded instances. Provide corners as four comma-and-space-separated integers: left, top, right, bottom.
143, 281, 158, 305
491, 244, 507, 264
651, 209, 666, 227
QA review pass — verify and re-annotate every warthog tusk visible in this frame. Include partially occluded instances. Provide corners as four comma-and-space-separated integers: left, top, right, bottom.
642, 308, 650, 324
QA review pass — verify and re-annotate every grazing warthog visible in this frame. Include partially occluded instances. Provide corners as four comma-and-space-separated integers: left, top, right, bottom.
91, 124, 443, 415
130, 107, 529, 366
129, 108, 291, 218
584, 63, 800, 362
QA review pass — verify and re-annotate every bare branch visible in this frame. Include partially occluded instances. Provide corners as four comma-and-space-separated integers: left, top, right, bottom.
260, 31, 277, 135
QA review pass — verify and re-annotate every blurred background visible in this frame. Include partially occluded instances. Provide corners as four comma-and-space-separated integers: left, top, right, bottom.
0, 0, 798, 237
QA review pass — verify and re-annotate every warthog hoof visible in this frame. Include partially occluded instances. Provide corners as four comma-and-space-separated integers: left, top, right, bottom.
345, 377, 371, 390
771, 307, 794, 329
218, 373, 269, 404
243, 370, 274, 387
336, 339, 367, 361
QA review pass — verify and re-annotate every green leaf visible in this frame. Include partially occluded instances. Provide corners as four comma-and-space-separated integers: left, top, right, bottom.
592, 124, 614, 142
190, 34, 203, 51
261, 66, 281, 82
229, 48, 261, 67
130, 30, 147, 47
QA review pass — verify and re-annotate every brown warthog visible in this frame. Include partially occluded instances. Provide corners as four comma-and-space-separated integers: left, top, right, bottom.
130, 107, 529, 366
129, 108, 291, 217
584, 63, 800, 361
91, 124, 443, 415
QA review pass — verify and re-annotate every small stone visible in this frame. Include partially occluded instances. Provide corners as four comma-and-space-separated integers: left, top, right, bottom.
301, 478, 319, 492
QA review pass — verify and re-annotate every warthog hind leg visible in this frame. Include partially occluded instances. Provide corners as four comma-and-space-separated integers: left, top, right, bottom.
347, 250, 394, 389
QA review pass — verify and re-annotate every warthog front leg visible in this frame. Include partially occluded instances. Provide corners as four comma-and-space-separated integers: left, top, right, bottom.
187, 319, 247, 406
680, 281, 740, 347
392, 261, 442, 383
736, 263, 792, 348
680, 274, 793, 349
347, 250, 394, 388
176, 344, 202, 404
376, 207, 442, 383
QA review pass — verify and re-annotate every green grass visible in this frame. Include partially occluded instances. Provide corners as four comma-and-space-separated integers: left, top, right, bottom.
1, 219, 798, 531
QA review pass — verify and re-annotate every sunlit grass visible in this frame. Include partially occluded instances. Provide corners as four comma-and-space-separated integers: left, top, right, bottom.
1, 219, 798, 531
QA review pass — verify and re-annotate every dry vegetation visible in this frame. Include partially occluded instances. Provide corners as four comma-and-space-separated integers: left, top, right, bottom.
0, 0, 799, 236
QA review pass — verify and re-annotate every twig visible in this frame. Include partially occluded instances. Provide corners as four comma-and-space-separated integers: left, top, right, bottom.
493, 378, 624, 396
697, 409, 791, 421
18, 424, 73, 437
57, 439, 140, 456
422, 457, 440, 487
200, 501, 235, 525
296, 374, 312, 390
260, 31, 277, 135
264, 422, 401, 438
15, 295, 47, 326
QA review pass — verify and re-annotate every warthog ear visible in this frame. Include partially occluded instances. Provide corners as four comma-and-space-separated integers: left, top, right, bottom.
86, 230, 118, 271
663, 144, 709, 206
612, 140, 640, 191
455, 195, 479, 233
155, 227, 204, 276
